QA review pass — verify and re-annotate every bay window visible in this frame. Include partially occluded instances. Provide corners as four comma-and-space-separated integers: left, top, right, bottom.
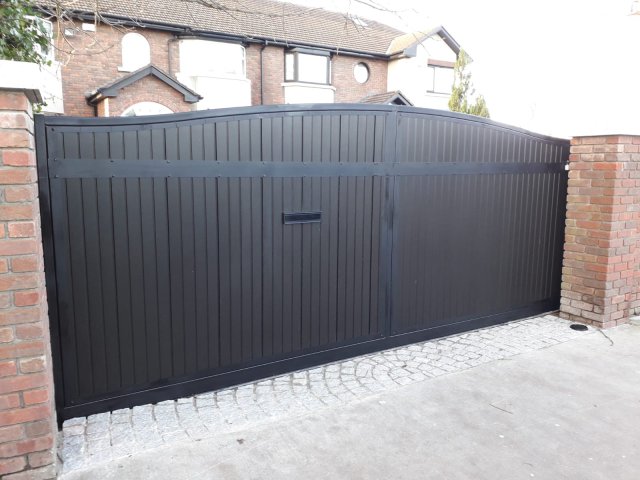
177, 39, 250, 109
179, 40, 246, 78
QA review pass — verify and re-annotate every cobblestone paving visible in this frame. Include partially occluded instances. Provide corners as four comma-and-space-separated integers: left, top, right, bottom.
59, 314, 590, 473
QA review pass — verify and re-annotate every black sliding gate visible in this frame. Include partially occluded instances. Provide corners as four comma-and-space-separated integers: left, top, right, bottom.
35, 105, 569, 420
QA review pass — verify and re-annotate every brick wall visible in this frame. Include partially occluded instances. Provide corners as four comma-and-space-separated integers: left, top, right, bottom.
55, 21, 391, 115
560, 135, 640, 328
105, 75, 194, 117
332, 55, 387, 103
0, 92, 56, 479
54, 20, 179, 116
246, 44, 286, 105
246, 45, 388, 105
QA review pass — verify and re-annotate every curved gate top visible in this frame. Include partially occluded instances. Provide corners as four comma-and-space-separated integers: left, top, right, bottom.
35, 104, 569, 420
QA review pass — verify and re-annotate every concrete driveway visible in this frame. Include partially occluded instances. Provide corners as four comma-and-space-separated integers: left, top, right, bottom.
61, 321, 640, 480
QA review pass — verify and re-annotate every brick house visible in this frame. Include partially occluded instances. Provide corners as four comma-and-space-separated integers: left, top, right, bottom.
36, 0, 463, 117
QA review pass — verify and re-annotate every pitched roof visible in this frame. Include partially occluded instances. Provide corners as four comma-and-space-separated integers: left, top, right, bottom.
86, 64, 202, 104
38, 0, 405, 56
359, 91, 413, 106
387, 26, 461, 57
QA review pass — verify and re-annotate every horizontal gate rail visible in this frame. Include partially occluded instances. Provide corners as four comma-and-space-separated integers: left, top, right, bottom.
49, 159, 567, 178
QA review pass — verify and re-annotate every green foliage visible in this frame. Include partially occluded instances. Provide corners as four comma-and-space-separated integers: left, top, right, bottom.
448, 49, 490, 119
0, 0, 51, 66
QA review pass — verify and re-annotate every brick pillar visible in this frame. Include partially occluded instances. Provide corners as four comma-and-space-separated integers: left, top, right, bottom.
0, 91, 56, 479
560, 135, 640, 328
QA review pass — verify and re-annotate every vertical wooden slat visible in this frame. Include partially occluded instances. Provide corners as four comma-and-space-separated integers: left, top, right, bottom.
204, 178, 220, 369
217, 178, 232, 366
167, 177, 185, 376
138, 177, 161, 382
111, 178, 135, 387
193, 177, 208, 371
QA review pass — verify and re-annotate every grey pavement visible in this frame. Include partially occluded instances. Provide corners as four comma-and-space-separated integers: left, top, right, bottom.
58, 313, 629, 479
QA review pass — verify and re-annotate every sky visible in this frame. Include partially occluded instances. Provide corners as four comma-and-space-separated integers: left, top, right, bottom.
287, 0, 640, 138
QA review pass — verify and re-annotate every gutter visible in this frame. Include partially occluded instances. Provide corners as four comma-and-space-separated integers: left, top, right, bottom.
38, 8, 392, 60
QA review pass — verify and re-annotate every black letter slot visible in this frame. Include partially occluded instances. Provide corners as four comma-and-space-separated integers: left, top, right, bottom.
283, 211, 322, 225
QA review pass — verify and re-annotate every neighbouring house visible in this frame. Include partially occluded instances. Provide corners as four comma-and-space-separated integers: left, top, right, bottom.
34, 0, 464, 117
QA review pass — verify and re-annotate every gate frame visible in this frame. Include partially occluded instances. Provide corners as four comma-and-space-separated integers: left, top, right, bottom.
35, 104, 568, 421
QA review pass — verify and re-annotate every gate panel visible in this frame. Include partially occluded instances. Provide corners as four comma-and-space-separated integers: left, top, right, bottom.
36, 105, 568, 420
391, 113, 567, 335
39, 108, 390, 418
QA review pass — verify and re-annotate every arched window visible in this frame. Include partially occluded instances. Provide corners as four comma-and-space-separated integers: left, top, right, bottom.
121, 102, 172, 117
120, 33, 150, 71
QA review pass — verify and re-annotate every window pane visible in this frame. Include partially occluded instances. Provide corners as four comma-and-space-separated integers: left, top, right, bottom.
434, 66, 454, 94
180, 40, 246, 77
297, 53, 328, 84
427, 66, 436, 92
122, 33, 150, 70
285, 53, 295, 81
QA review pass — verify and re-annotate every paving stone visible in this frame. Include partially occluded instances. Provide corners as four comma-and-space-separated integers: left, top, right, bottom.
59, 314, 590, 475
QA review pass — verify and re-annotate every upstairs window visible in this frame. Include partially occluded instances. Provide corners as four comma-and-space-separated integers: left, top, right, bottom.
179, 40, 246, 78
26, 16, 54, 62
285, 50, 331, 85
121, 33, 150, 71
427, 65, 454, 94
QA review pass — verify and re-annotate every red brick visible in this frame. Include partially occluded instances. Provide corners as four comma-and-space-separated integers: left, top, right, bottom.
0, 93, 29, 111
0, 404, 49, 426
0, 274, 39, 292
0, 424, 23, 443
10, 257, 40, 273
0, 433, 53, 458
0, 307, 42, 326
28, 450, 54, 468
0, 293, 10, 309
0, 131, 32, 149
0, 113, 30, 130
3, 186, 36, 203
23, 388, 48, 405
24, 420, 50, 439
593, 162, 622, 171
0, 361, 17, 377
0, 204, 35, 221
18, 356, 45, 374
0, 259, 8, 274
14, 291, 40, 307
0, 393, 20, 410
0, 372, 47, 394
0, 239, 37, 256
0, 456, 26, 475
0, 168, 35, 186
0, 327, 14, 343
7, 223, 36, 239
0, 340, 45, 361
0, 151, 34, 167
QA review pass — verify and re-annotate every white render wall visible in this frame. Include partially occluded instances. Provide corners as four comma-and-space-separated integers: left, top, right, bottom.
282, 82, 335, 104
387, 36, 456, 110
0, 60, 64, 114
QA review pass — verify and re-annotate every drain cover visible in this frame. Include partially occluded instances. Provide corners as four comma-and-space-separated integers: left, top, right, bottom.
570, 323, 588, 331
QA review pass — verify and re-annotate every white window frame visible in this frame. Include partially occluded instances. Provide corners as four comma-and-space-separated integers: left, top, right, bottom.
120, 32, 151, 72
